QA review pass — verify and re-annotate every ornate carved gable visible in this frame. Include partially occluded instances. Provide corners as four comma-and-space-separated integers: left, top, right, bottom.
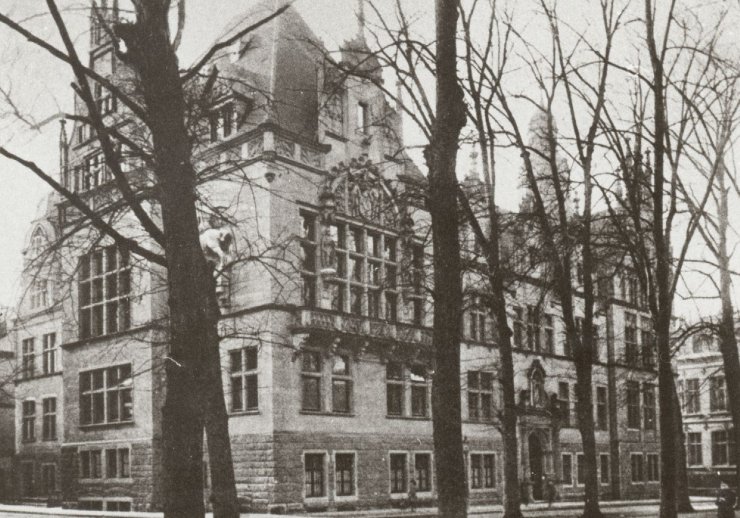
325, 155, 398, 228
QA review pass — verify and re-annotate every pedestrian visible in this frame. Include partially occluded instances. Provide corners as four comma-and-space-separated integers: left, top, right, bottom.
546, 475, 556, 508
717, 481, 736, 518
408, 478, 417, 512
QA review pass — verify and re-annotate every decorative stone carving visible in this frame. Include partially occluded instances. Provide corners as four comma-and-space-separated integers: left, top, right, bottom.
199, 214, 234, 306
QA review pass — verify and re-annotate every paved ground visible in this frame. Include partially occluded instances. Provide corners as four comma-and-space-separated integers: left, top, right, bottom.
0, 498, 726, 517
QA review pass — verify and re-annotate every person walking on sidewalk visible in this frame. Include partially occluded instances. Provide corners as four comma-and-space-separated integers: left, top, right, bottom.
717, 481, 736, 518
408, 479, 417, 512
545, 475, 556, 508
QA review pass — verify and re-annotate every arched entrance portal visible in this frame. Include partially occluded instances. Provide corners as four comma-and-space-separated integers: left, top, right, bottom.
528, 432, 544, 500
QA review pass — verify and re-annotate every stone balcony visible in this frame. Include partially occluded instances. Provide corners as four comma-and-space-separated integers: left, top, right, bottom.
293, 307, 433, 347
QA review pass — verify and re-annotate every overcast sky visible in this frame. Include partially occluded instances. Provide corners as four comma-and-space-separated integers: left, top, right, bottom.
0, 0, 737, 321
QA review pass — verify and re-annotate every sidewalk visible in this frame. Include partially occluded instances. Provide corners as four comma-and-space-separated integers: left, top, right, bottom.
315, 496, 719, 518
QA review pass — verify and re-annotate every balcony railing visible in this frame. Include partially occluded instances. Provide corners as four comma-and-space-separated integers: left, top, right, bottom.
295, 308, 432, 346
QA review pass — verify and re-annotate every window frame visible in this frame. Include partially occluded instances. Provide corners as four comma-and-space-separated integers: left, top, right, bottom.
626, 381, 641, 430
599, 454, 610, 485
300, 350, 323, 412
561, 453, 573, 486
22, 399, 36, 442
414, 452, 433, 494
630, 453, 644, 483
21, 338, 35, 379
687, 431, 703, 466
42, 397, 57, 441
333, 451, 357, 499
331, 354, 353, 414
646, 453, 660, 482
643, 383, 656, 431
229, 347, 258, 413
468, 371, 494, 422
389, 452, 408, 496
595, 385, 608, 431
42, 333, 57, 375
469, 452, 496, 491
79, 363, 133, 427
303, 451, 328, 500
78, 246, 131, 339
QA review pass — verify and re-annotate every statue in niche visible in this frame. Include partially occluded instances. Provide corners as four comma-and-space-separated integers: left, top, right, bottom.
319, 225, 337, 276
199, 214, 234, 274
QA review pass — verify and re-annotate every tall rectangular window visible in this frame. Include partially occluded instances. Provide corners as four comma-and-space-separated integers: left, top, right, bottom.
408, 243, 424, 325
562, 454, 572, 485
390, 453, 407, 493
22, 400, 35, 442
646, 454, 659, 482
470, 454, 482, 489
630, 454, 643, 483
80, 450, 102, 479
42, 333, 57, 375
641, 317, 655, 368
596, 386, 608, 431
626, 381, 640, 429
471, 454, 495, 489
577, 453, 586, 485
710, 376, 727, 412
558, 382, 570, 426
386, 362, 404, 416
686, 378, 701, 414
688, 432, 703, 466
625, 313, 638, 365
335, 453, 355, 497
304, 453, 325, 498
526, 306, 540, 351
21, 338, 35, 379
468, 371, 494, 421
600, 454, 610, 484
78, 246, 131, 339
42, 397, 56, 441
712, 430, 731, 465
79, 364, 133, 425
31, 279, 48, 309
230, 347, 258, 412
301, 351, 322, 412
357, 102, 369, 133
332, 355, 352, 414
410, 365, 429, 417
513, 307, 524, 348
643, 383, 656, 430
299, 211, 318, 307
106, 448, 130, 478
543, 315, 554, 353
468, 294, 487, 342
415, 453, 431, 492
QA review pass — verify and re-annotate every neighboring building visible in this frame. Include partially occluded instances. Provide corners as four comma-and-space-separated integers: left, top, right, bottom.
676, 324, 740, 493
0, 307, 15, 501
7, 1, 660, 512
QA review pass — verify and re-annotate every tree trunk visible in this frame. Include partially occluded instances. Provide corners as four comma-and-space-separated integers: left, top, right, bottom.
656, 317, 678, 518
427, 1, 467, 516
489, 288, 521, 518
114, 4, 239, 517
204, 320, 240, 518
716, 164, 740, 493
671, 382, 693, 512
574, 361, 601, 518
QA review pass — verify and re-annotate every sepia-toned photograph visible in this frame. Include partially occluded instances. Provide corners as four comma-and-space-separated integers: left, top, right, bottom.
0, 1, 738, 517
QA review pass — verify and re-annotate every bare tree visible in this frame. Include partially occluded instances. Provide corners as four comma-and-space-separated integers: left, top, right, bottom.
0, 2, 289, 517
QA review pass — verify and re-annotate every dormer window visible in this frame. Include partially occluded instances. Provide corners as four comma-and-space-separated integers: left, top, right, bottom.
209, 102, 239, 143
357, 102, 369, 134
94, 82, 116, 115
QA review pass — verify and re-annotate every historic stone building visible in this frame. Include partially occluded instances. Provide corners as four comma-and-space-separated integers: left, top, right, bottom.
675, 326, 739, 494
8, 0, 661, 512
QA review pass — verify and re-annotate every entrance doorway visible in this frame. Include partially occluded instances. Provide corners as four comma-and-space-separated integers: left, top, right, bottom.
528, 433, 544, 500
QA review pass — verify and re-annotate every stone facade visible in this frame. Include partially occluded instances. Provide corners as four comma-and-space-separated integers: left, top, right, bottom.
7, 0, 662, 511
